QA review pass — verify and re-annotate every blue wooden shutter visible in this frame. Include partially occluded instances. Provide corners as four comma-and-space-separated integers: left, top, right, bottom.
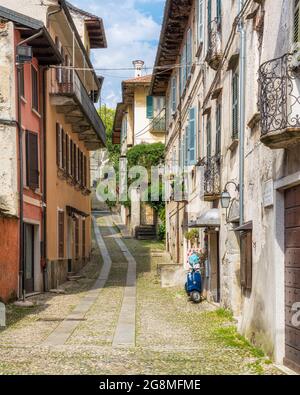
184, 127, 189, 167
187, 28, 192, 76
216, 102, 221, 155
232, 72, 239, 138
216, 0, 222, 27
198, 0, 204, 44
172, 76, 177, 113
146, 95, 153, 119
188, 107, 196, 165
207, 116, 212, 159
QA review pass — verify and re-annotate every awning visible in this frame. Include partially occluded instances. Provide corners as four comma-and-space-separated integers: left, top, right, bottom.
66, 206, 89, 218
234, 221, 253, 231
189, 209, 220, 228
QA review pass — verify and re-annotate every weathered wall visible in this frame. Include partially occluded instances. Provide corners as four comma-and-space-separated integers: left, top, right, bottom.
0, 217, 19, 302
0, 22, 18, 217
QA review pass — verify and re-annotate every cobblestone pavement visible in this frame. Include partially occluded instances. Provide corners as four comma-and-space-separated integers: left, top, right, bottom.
0, 212, 281, 375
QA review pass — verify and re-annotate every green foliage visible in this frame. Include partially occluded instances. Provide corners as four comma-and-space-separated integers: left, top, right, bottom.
184, 229, 199, 243
158, 223, 166, 240
126, 142, 165, 172
98, 105, 120, 172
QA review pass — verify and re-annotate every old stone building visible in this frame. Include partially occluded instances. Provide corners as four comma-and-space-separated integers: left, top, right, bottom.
151, 0, 300, 372
0, 0, 107, 297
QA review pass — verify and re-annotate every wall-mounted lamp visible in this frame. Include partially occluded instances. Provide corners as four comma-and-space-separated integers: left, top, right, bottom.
221, 181, 240, 209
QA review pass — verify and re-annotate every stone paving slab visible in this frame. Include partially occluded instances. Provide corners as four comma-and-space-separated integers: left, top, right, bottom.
44, 216, 112, 346
103, 216, 137, 348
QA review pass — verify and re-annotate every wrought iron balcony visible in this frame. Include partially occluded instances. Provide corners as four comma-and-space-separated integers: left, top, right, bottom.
205, 18, 222, 71
149, 108, 166, 134
202, 155, 221, 201
259, 53, 300, 149
50, 68, 106, 150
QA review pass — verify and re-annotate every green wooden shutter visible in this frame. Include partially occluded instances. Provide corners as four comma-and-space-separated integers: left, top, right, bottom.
189, 107, 196, 165
146, 96, 154, 119
294, 0, 300, 43
232, 72, 239, 139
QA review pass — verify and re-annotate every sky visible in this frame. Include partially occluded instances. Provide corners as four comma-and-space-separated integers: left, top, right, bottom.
69, 0, 165, 108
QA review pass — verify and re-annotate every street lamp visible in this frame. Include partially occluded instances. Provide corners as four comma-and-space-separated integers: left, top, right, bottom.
221, 181, 239, 209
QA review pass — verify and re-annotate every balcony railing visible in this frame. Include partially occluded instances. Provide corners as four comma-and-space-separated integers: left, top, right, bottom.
50, 68, 106, 150
259, 53, 300, 148
202, 155, 221, 201
205, 18, 222, 71
149, 108, 166, 133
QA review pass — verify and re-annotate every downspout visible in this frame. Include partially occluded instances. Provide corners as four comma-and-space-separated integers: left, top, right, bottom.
16, 63, 24, 301
41, 67, 48, 292
238, 0, 246, 226
16, 29, 43, 301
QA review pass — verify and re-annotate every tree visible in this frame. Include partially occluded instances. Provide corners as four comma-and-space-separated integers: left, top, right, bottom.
98, 105, 120, 171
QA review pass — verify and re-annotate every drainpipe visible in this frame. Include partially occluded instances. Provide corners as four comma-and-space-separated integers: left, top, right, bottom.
238, 0, 246, 226
41, 67, 48, 292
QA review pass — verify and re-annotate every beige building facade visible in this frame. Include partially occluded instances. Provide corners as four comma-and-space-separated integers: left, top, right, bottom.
113, 63, 165, 234
151, 0, 300, 372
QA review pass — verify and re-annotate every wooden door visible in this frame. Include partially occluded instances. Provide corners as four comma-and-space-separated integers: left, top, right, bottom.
284, 185, 300, 373
24, 224, 34, 294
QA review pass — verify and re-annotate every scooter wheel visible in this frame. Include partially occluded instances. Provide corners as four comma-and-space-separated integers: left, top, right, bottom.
191, 291, 201, 304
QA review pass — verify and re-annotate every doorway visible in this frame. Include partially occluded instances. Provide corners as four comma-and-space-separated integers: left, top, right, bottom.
284, 184, 300, 372
24, 223, 35, 293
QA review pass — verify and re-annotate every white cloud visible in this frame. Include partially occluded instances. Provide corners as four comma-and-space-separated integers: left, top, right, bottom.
71, 0, 163, 107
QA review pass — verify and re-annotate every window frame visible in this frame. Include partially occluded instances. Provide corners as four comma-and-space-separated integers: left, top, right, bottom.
31, 65, 39, 113
25, 130, 40, 190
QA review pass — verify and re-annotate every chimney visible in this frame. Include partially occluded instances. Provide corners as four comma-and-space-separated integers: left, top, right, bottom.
132, 60, 144, 78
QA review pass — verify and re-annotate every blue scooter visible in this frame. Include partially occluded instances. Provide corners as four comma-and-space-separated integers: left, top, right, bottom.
185, 253, 202, 303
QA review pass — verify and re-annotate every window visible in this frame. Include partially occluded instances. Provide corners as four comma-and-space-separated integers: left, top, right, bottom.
20, 65, 25, 98
295, 0, 300, 43
197, 0, 204, 45
31, 66, 39, 112
171, 76, 177, 113
216, 101, 222, 156
180, 43, 187, 94
232, 71, 239, 139
240, 230, 252, 290
84, 155, 87, 187
56, 123, 63, 169
206, 115, 212, 160
26, 131, 39, 190
58, 210, 65, 259
188, 107, 196, 165
207, 0, 212, 47
146, 96, 154, 119
62, 129, 66, 172
121, 116, 127, 141
66, 134, 70, 176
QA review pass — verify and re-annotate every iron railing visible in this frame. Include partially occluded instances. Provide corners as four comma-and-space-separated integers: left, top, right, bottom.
51, 68, 106, 145
150, 108, 166, 133
259, 53, 300, 136
202, 155, 221, 197
206, 18, 222, 70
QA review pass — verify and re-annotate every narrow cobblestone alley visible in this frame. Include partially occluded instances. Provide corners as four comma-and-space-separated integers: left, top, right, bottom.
0, 213, 281, 375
